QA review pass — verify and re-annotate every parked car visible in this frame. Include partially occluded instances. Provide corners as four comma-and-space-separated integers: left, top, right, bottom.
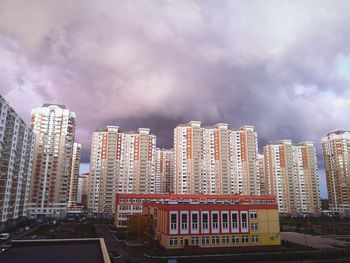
0, 233, 10, 241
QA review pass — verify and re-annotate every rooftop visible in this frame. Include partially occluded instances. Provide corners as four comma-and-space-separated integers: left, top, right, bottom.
42, 103, 67, 109
116, 193, 277, 205
327, 130, 350, 136
0, 239, 110, 263
143, 201, 278, 210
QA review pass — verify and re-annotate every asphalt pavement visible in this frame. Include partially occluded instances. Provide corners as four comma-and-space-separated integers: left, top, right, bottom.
95, 225, 150, 263
281, 232, 350, 250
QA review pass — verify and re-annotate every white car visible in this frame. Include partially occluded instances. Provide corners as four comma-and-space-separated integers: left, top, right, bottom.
0, 233, 10, 241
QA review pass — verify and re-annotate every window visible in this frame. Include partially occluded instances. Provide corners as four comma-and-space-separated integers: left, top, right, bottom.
192, 213, 198, 230
232, 212, 238, 230
202, 213, 209, 230
250, 211, 258, 220
251, 223, 258, 231
181, 213, 188, 230
241, 235, 249, 244
191, 236, 199, 245
222, 212, 228, 229
241, 212, 248, 229
169, 237, 178, 246
252, 235, 259, 243
201, 236, 210, 246
212, 212, 219, 229
232, 236, 240, 244
212, 236, 220, 245
222, 236, 230, 244
170, 213, 177, 231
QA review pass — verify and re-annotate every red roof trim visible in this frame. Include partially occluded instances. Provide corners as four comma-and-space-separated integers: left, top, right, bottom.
116, 193, 276, 201
142, 202, 278, 210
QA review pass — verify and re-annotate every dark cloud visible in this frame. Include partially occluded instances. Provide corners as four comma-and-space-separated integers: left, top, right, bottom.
1, 0, 350, 198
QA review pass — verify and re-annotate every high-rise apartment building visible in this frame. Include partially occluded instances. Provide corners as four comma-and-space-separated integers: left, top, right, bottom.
232, 126, 260, 195
68, 143, 81, 206
263, 140, 321, 214
258, 154, 268, 196
29, 104, 76, 218
0, 95, 35, 230
77, 172, 89, 207
174, 121, 259, 195
174, 121, 202, 194
155, 148, 174, 194
322, 131, 350, 212
88, 126, 156, 215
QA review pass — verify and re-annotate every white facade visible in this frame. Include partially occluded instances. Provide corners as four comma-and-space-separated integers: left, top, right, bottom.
29, 104, 76, 218
322, 131, 350, 211
231, 126, 260, 195
0, 95, 35, 228
77, 176, 84, 204
155, 148, 174, 194
263, 140, 321, 214
76, 173, 89, 206
88, 126, 156, 214
68, 143, 81, 206
174, 122, 260, 195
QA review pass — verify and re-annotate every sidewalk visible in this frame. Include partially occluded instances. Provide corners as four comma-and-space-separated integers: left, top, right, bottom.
281, 232, 350, 249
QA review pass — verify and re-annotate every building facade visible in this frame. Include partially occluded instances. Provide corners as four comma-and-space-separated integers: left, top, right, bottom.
0, 95, 35, 230
258, 154, 268, 196
88, 126, 156, 215
29, 104, 76, 218
263, 140, 321, 214
232, 126, 260, 195
322, 131, 350, 212
142, 195, 280, 249
155, 148, 174, 194
68, 143, 81, 206
173, 121, 259, 195
77, 172, 89, 206
115, 193, 175, 227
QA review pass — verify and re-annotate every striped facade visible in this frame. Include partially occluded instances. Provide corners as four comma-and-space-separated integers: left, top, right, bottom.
88, 126, 156, 215
174, 121, 259, 195
29, 104, 76, 218
263, 140, 321, 214
0, 95, 35, 230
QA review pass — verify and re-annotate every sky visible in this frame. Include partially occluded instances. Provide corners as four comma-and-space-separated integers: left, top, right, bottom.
1, 0, 350, 199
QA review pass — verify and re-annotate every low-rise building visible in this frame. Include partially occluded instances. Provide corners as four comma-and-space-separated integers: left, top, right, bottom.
143, 195, 280, 249
115, 194, 280, 249
115, 193, 171, 227
143, 196, 280, 249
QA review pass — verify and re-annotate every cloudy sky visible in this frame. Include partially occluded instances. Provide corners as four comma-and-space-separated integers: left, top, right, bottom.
1, 0, 350, 198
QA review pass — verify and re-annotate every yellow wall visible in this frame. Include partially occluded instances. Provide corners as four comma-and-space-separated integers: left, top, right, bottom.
257, 209, 281, 246
155, 208, 280, 249
160, 233, 280, 249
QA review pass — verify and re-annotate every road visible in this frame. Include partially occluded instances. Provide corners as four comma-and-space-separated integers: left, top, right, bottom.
95, 225, 150, 263
281, 232, 350, 249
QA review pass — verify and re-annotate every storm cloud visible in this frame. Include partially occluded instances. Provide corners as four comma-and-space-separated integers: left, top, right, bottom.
1, 0, 350, 197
